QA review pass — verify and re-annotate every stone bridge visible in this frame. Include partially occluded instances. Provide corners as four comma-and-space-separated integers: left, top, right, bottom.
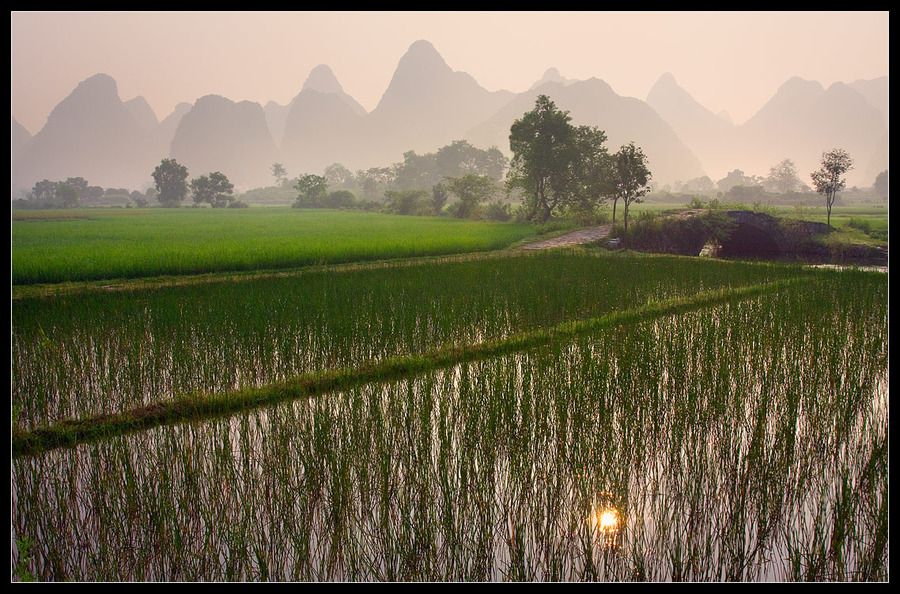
655, 209, 832, 258
715, 210, 831, 258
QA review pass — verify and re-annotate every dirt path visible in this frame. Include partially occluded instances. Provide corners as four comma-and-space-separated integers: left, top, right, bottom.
519, 224, 612, 250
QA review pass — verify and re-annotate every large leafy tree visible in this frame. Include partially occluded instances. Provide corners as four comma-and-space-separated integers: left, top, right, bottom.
190, 171, 235, 208
293, 174, 329, 208
566, 124, 610, 220
152, 158, 189, 207
383, 189, 431, 216
55, 183, 80, 208
716, 168, 762, 194
507, 95, 578, 223
611, 142, 652, 243
810, 148, 853, 228
507, 95, 610, 223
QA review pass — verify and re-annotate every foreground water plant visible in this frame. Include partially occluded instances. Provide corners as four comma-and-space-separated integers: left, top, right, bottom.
11, 264, 887, 581
12, 250, 806, 433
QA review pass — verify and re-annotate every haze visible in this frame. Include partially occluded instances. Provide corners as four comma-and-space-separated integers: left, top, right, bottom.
11, 11, 888, 136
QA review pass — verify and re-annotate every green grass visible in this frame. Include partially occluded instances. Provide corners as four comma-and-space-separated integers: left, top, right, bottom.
11, 208, 543, 285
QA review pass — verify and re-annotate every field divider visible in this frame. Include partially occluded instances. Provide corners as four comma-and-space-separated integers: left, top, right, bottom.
12, 275, 808, 457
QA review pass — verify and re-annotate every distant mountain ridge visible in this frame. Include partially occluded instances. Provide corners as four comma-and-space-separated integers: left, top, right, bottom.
646, 73, 888, 186
10, 40, 888, 194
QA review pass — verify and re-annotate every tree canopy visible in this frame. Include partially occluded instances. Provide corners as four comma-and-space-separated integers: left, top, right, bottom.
292, 174, 329, 208
611, 142, 652, 241
394, 140, 507, 191
152, 159, 189, 208
190, 171, 235, 208
507, 95, 611, 223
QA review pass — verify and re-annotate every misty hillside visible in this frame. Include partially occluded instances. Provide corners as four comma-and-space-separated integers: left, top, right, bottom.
11, 116, 31, 164
279, 64, 368, 176
646, 73, 888, 187
11, 73, 159, 191
739, 77, 886, 186
645, 72, 740, 182
170, 94, 281, 191
10, 40, 888, 195
124, 96, 159, 133
353, 39, 515, 169
467, 77, 706, 185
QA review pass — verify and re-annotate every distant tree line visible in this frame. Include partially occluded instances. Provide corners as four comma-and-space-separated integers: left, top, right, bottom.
152, 159, 247, 209
13, 109, 887, 222
656, 159, 887, 206
286, 139, 515, 221
12, 177, 155, 209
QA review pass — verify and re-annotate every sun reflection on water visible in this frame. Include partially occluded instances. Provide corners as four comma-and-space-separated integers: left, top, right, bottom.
590, 503, 621, 548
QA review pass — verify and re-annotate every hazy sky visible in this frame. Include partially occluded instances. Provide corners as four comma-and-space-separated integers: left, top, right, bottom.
11, 11, 889, 136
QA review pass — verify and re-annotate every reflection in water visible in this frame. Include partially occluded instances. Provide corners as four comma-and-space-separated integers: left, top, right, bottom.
592, 506, 620, 549
11, 271, 889, 581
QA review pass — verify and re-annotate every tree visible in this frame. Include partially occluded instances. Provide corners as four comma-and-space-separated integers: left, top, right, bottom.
326, 189, 357, 209
872, 170, 888, 198
130, 190, 149, 208
716, 169, 762, 194
383, 189, 430, 216
30, 179, 58, 205
293, 174, 329, 208
431, 182, 449, 216
507, 95, 610, 223
271, 163, 287, 186
764, 158, 802, 194
152, 158, 189, 207
393, 141, 508, 192
679, 176, 715, 195
357, 167, 395, 201
324, 163, 355, 188
611, 142, 652, 243
445, 174, 498, 219
810, 148, 853, 228
566, 124, 610, 221
190, 171, 235, 208
435, 140, 507, 181
63, 177, 89, 198
508, 95, 576, 223
56, 183, 80, 208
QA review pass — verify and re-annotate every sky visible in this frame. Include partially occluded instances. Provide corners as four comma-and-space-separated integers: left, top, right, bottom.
11, 11, 890, 136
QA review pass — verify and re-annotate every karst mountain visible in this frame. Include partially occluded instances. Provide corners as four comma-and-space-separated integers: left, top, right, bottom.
11, 40, 888, 194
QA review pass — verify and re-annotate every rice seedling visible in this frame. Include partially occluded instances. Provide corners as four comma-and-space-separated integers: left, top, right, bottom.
12, 250, 807, 437
10, 260, 887, 581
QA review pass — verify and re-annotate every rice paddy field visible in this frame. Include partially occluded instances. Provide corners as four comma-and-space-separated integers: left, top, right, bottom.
10, 208, 543, 286
10, 210, 889, 582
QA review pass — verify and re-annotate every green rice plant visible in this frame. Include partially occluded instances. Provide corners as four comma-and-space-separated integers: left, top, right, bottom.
11, 208, 543, 285
10, 259, 886, 581
12, 251, 809, 436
